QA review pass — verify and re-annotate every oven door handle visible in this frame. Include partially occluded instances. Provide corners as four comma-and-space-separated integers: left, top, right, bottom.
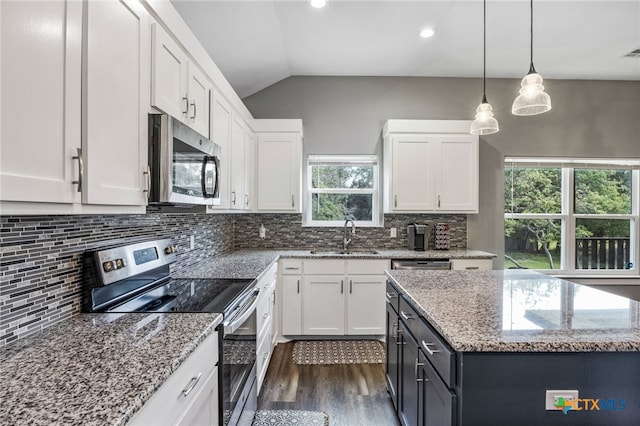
223, 289, 260, 334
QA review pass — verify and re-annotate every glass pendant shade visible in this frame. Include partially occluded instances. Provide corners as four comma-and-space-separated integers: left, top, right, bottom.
512, 71, 552, 115
470, 100, 499, 135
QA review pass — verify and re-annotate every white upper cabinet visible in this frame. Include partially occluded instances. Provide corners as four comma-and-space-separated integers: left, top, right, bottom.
383, 120, 479, 214
0, 0, 82, 204
83, 0, 149, 206
151, 23, 211, 137
209, 90, 232, 209
230, 115, 246, 210
1, 0, 148, 212
244, 128, 256, 210
256, 132, 302, 212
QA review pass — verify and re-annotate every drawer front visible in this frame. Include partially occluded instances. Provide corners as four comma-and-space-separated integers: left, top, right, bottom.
130, 331, 218, 425
385, 280, 401, 313
399, 296, 455, 388
303, 259, 345, 275
257, 262, 278, 291
256, 327, 273, 393
280, 259, 303, 275
451, 258, 492, 271
346, 259, 390, 275
257, 292, 272, 339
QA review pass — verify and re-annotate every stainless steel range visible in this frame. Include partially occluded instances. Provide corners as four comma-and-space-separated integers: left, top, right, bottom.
82, 239, 258, 426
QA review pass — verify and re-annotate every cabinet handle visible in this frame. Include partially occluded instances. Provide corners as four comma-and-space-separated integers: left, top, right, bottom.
190, 100, 197, 120
421, 340, 441, 356
341, 280, 344, 294
391, 320, 397, 343
182, 95, 189, 115
385, 292, 398, 302
291, 194, 295, 208
285, 267, 300, 271
396, 327, 406, 345
262, 352, 269, 363
297, 279, 300, 294
466, 266, 480, 270
400, 310, 414, 321
231, 191, 236, 205
349, 280, 352, 294
438, 195, 441, 208
415, 357, 425, 382
72, 148, 83, 193
181, 372, 202, 397
143, 166, 151, 196
394, 194, 398, 208
245, 194, 249, 206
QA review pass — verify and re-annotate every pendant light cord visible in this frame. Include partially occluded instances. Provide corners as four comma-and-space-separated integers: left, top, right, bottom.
530, 0, 533, 66
483, 0, 486, 98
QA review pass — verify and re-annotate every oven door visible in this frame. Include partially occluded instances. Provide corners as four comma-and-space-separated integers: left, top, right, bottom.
222, 291, 258, 426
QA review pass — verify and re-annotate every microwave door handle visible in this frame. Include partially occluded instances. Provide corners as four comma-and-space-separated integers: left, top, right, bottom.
212, 156, 220, 199
201, 156, 216, 198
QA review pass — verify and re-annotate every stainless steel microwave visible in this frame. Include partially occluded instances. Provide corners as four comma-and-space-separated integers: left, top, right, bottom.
148, 114, 220, 206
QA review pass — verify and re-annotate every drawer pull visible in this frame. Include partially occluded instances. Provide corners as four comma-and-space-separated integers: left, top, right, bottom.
285, 267, 300, 270
421, 340, 441, 356
400, 310, 414, 321
181, 372, 202, 397
263, 312, 269, 319
415, 357, 425, 382
385, 292, 398, 301
465, 266, 480, 270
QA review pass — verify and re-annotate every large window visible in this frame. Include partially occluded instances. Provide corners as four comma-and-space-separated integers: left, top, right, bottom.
306, 155, 379, 226
504, 158, 639, 274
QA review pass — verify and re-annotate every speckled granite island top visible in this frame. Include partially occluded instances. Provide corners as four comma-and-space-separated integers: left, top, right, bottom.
172, 249, 495, 279
386, 269, 640, 352
0, 313, 222, 426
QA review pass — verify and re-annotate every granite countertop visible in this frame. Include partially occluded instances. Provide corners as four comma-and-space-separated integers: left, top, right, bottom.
172, 248, 496, 280
0, 313, 222, 426
387, 269, 640, 352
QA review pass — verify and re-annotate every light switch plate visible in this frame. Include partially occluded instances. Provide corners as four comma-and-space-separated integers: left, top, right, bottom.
190, 235, 195, 250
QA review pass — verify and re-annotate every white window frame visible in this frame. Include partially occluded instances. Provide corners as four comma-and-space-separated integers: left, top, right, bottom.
505, 157, 640, 277
305, 155, 380, 227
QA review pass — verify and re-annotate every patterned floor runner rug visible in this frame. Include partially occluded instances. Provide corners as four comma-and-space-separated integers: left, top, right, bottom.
292, 340, 385, 365
252, 410, 329, 426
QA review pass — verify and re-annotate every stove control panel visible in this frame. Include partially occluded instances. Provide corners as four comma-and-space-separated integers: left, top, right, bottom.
90, 239, 177, 286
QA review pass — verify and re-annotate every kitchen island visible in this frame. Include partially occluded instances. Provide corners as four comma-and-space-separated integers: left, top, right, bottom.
385, 269, 639, 426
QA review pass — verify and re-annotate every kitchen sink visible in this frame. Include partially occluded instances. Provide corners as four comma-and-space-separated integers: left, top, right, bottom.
309, 250, 379, 255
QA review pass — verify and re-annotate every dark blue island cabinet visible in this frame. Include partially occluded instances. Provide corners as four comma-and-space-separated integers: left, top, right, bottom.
385, 274, 640, 426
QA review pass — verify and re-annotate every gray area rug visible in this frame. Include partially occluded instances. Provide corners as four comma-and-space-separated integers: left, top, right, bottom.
253, 410, 329, 426
292, 340, 385, 365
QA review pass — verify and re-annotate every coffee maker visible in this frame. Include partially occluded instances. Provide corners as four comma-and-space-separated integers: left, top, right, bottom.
407, 224, 429, 251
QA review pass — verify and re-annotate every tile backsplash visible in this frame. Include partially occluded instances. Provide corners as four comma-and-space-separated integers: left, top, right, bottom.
0, 212, 465, 347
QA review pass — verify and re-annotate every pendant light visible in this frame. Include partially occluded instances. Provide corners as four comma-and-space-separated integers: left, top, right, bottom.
470, 0, 499, 135
512, 0, 551, 115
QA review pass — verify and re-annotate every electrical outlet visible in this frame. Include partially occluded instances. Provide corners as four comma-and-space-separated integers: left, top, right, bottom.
545, 390, 579, 411
259, 224, 266, 239
390, 227, 397, 238
190, 235, 195, 250
190, 281, 195, 296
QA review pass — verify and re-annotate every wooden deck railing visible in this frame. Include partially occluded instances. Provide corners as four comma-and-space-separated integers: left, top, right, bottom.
575, 237, 631, 270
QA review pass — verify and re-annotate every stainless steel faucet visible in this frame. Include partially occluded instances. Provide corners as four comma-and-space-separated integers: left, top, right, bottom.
343, 215, 356, 252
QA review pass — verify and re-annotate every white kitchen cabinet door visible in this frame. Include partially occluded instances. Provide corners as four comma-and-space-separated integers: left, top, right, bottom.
256, 133, 302, 212
151, 23, 188, 120
281, 275, 302, 335
186, 63, 211, 138
346, 275, 387, 335
176, 367, 218, 426
209, 90, 232, 209
229, 116, 245, 209
391, 136, 436, 211
436, 136, 479, 212
302, 275, 345, 335
0, 0, 82, 203
83, 0, 149, 205
243, 129, 256, 210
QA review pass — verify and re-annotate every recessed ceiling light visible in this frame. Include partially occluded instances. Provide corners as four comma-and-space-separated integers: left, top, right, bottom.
310, 0, 327, 8
419, 27, 437, 39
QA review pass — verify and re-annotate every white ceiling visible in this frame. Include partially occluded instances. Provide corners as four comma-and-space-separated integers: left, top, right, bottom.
171, 0, 640, 98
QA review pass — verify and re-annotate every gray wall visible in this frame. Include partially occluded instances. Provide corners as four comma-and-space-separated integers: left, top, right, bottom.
244, 76, 640, 267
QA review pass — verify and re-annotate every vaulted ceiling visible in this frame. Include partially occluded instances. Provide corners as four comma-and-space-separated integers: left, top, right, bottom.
172, 0, 640, 98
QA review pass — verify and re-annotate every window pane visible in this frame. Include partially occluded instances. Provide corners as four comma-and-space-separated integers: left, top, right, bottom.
311, 193, 373, 221
504, 167, 561, 214
311, 165, 374, 189
505, 218, 562, 270
574, 169, 632, 214
575, 219, 632, 270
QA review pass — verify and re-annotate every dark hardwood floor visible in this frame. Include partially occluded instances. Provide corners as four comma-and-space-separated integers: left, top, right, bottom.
258, 342, 401, 426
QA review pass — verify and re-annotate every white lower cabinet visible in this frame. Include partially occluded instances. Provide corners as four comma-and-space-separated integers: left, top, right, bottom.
256, 263, 277, 394
130, 332, 219, 426
280, 259, 389, 337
